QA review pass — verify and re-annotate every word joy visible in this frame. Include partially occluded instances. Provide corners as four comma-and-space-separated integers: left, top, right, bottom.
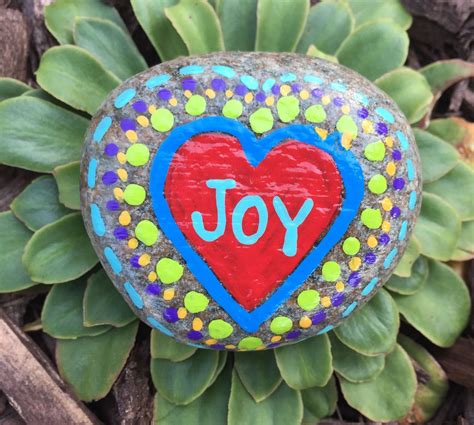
191, 179, 314, 257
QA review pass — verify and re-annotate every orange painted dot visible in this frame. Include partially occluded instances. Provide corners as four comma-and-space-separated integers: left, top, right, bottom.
116, 152, 127, 164
205, 89, 216, 99
126, 130, 137, 142
113, 188, 123, 200
386, 162, 396, 176
381, 197, 393, 211
321, 296, 331, 307
341, 133, 353, 149
299, 316, 312, 328
322, 95, 331, 105
119, 211, 131, 226
205, 339, 217, 345
178, 307, 187, 319
349, 257, 361, 271
169, 98, 178, 106
382, 221, 391, 232
385, 136, 394, 147
280, 84, 291, 96
225, 344, 236, 349
117, 168, 128, 182
225, 90, 233, 98
148, 105, 157, 113
137, 115, 149, 127
148, 271, 157, 282
184, 90, 192, 98
362, 119, 374, 133
299, 90, 309, 100
163, 288, 175, 300
244, 92, 253, 103
341, 105, 350, 114
128, 238, 138, 249
256, 345, 265, 350
138, 254, 151, 266
336, 281, 345, 292
271, 335, 282, 343
315, 127, 328, 139
192, 318, 203, 331
265, 96, 275, 106
367, 235, 378, 248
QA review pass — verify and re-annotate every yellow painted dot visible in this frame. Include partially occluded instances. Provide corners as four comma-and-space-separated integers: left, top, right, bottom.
300, 90, 309, 100
117, 168, 128, 182
341, 133, 353, 149
163, 288, 175, 300
119, 211, 131, 226
169, 98, 178, 106
382, 221, 391, 232
386, 162, 396, 176
349, 257, 361, 271
225, 344, 236, 349
382, 197, 393, 211
225, 89, 233, 98
271, 335, 282, 343
192, 318, 203, 331
315, 127, 328, 139
341, 105, 350, 114
322, 95, 331, 105
178, 307, 187, 319
244, 92, 253, 103
367, 235, 378, 248
128, 238, 138, 249
299, 316, 312, 328
205, 339, 217, 346
280, 84, 291, 96
116, 152, 127, 164
113, 188, 123, 200
265, 96, 274, 106
321, 296, 331, 307
138, 254, 151, 266
184, 90, 192, 98
148, 105, 156, 113
137, 115, 149, 127
336, 281, 345, 292
148, 271, 157, 282
362, 119, 374, 133
125, 130, 137, 142
256, 345, 265, 350
205, 89, 216, 99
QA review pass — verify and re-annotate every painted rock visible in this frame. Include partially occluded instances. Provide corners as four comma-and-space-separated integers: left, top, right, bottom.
81, 53, 421, 351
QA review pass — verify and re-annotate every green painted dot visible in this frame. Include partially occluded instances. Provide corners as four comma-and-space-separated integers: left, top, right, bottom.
208, 320, 233, 339
322, 261, 341, 282
135, 220, 159, 246
277, 95, 300, 123
185, 95, 206, 116
361, 208, 383, 229
305, 104, 326, 123
184, 291, 209, 313
123, 184, 146, 206
297, 290, 320, 311
156, 258, 184, 284
222, 99, 243, 118
336, 115, 358, 137
249, 108, 273, 133
151, 108, 174, 132
126, 143, 150, 167
238, 336, 263, 350
342, 237, 361, 255
368, 174, 388, 194
270, 316, 293, 334
364, 141, 386, 161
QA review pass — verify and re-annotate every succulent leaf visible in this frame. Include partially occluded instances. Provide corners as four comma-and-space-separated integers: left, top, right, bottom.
53, 161, 81, 210
151, 330, 197, 362
306, 45, 339, 63
346, 0, 412, 30
0, 78, 30, 102
393, 236, 421, 278
385, 256, 428, 295
301, 375, 337, 422
451, 220, 474, 261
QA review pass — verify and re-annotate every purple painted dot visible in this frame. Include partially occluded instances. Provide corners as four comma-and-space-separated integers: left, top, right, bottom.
364, 252, 377, 264
146, 283, 161, 296
164, 308, 179, 323
392, 150, 402, 161
106, 199, 120, 211
211, 78, 226, 91
286, 330, 301, 339
102, 171, 117, 185
130, 255, 141, 268
187, 330, 202, 340
376, 122, 388, 135
332, 293, 344, 307
104, 143, 119, 156
311, 310, 326, 325
379, 234, 390, 245
157, 88, 172, 100
120, 118, 136, 132
358, 107, 369, 118
267, 342, 281, 349
393, 178, 405, 190
311, 88, 323, 98
182, 78, 196, 91
256, 92, 266, 102
132, 100, 147, 113
291, 83, 300, 93
333, 97, 344, 106
113, 226, 128, 240
211, 344, 225, 350
390, 206, 401, 218
235, 84, 247, 96
271, 84, 280, 95
348, 272, 361, 287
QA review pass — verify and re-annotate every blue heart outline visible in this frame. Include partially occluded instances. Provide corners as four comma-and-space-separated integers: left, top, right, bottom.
149, 117, 364, 332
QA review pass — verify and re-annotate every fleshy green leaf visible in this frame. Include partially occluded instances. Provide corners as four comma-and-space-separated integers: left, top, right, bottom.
334, 289, 399, 356
421, 59, 474, 98
11, 176, 70, 231
150, 330, 197, 362
393, 236, 420, 278
0, 97, 88, 172
424, 162, 474, 221
329, 333, 385, 383
0, 78, 30, 102
73, 17, 147, 81
392, 259, 470, 347
216, 0, 257, 51
23, 213, 98, 284
398, 335, 449, 422
56, 321, 138, 401
301, 376, 337, 422
0, 212, 35, 293
36, 45, 121, 115
414, 192, 461, 261
44, 0, 126, 44
255, 0, 309, 52
340, 344, 416, 421
275, 334, 332, 390
153, 362, 231, 425
306, 45, 339, 63
53, 161, 80, 210
131, 0, 188, 61
151, 349, 220, 405
164, 0, 224, 55
297, 0, 354, 55
385, 256, 428, 295
414, 128, 459, 183
451, 220, 474, 261
228, 369, 303, 425
42, 279, 111, 338
234, 350, 282, 402
209, 351, 228, 386
375, 67, 433, 124
347, 0, 412, 30
83, 269, 136, 327
336, 21, 409, 81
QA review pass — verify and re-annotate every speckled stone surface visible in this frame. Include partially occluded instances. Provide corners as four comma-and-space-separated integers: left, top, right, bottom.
80, 53, 421, 351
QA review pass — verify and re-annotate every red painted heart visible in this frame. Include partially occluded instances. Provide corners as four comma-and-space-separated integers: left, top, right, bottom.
165, 133, 343, 311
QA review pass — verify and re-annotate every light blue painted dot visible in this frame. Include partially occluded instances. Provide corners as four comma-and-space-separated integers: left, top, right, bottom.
317, 325, 334, 335
240, 75, 258, 90
124, 282, 144, 309
262, 78, 276, 92
179, 65, 204, 75
104, 246, 122, 274
147, 316, 173, 336
399, 220, 408, 240
304, 75, 323, 84
409, 191, 417, 210
330, 82, 347, 92
384, 248, 398, 269
362, 278, 379, 296
114, 88, 136, 108
281, 72, 296, 82
342, 302, 358, 317
187, 342, 204, 348
355, 93, 369, 106
90, 204, 105, 237
212, 65, 235, 78
93, 116, 112, 143
406, 159, 415, 181
375, 107, 395, 124
146, 74, 171, 88
397, 130, 409, 151
87, 158, 98, 189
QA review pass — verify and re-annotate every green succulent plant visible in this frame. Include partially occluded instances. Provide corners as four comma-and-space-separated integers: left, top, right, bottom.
0, 0, 473, 423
